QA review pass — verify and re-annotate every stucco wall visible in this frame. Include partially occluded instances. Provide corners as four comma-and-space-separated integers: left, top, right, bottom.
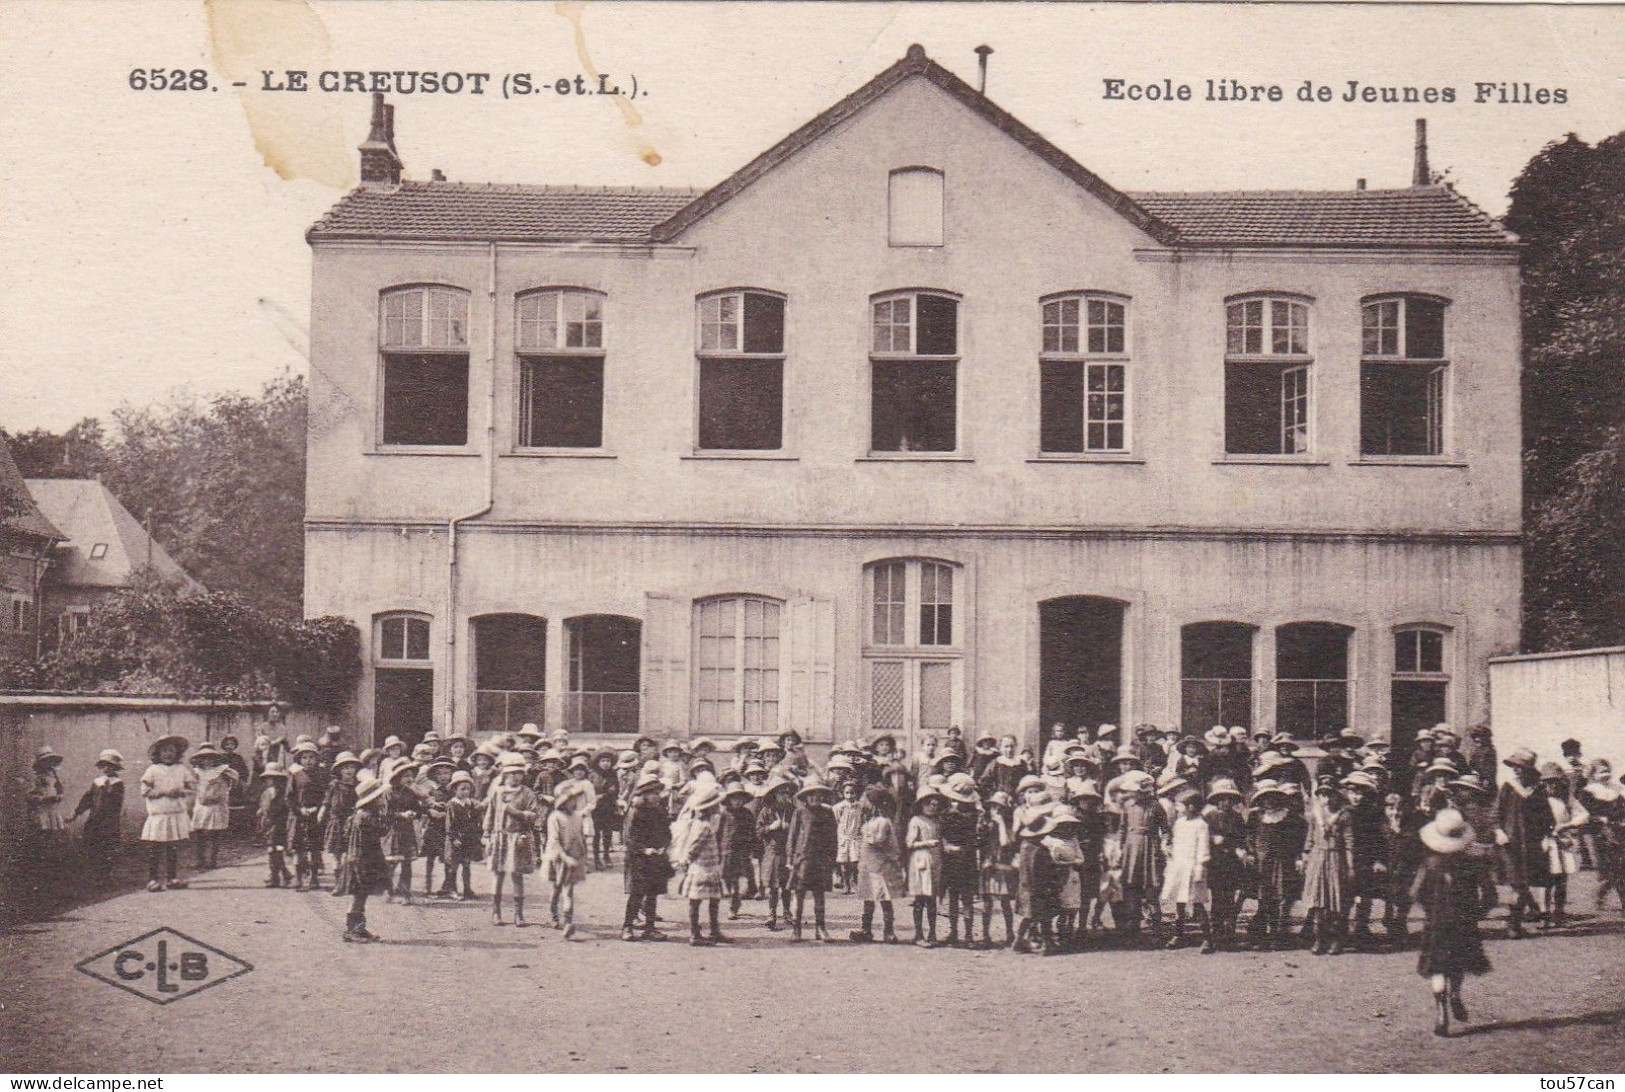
1490, 648, 1625, 778
307, 525, 1519, 746
305, 77, 1521, 536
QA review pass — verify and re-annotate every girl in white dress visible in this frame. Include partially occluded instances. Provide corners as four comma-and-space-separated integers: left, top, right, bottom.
189, 742, 237, 869
1540, 762, 1589, 928
1161, 789, 1212, 949
140, 735, 196, 891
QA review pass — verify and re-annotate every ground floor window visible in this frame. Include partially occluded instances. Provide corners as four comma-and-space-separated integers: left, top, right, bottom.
867, 657, 958, 747
694, 596, 782, 736
566, 614, 641, 733
473, 613, 546, 735
1275, 621, 1351, 737
1181, 621, 1255, 729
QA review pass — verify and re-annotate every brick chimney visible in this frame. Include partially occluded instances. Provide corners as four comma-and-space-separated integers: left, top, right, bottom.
1412, 118, 1430, 187
359, 92, 403, 187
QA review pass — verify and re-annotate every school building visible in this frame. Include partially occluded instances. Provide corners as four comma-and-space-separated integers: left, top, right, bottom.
302, 46, 1522, 760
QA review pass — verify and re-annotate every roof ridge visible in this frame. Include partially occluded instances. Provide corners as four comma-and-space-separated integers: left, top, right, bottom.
395, 181, 707, 196
1130, 187, 1443, 198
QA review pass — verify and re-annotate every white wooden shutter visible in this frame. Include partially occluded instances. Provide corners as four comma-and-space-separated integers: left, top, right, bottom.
642, 593, 691, 740
787, 595, 836, 742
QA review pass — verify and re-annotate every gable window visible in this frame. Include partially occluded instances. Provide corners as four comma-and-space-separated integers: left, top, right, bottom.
89, 543, 109, 560
1361, 295, 1448, 457
1224, 296, 1312, 455
516, 288, 605, 449
379, 285, 471, 447
1040, 294, 1130, 453
870, 291, 959, 453
694, 595, 782, 736
697, 290, 786, 450
889, 167, 944, 247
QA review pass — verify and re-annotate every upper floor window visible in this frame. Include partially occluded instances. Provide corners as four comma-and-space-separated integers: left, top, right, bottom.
1224, 294, 1312, 455
376, 612, 431, 663
870, 291, 959, 453
697, 290, 787, 451
1040, 293, 1130, 454
889, 167, 944, 247
1361, 295, 1448, 457
516, 288, 606, 449
379, 285, 471, 447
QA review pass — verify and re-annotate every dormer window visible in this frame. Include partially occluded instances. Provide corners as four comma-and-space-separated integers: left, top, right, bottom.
889, 167, 944, 247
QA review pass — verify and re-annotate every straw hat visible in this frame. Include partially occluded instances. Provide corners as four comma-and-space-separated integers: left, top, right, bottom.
1049, 804, 1083, 829
796, 777, 836, 800
1537, 761, 1566, 783
1424, 757, 1461, 777
826, 754, 855, 773
1207, 778, 1243, 801
688, 783, 724, 812
1118, 770, 1155, 794
1016, 774, 1045, 793
1203, 726, 1230, 748
1070, 780, 1101, 799
1341, 772, 1380, 793
1176, 736, 1207, 755
554, 779, 590, 808
1228, 726, 1250, 742
354, 773, 387, 809
730, 738, 761, 753
1269, 734, 1299, 753
517, 724, 544, 740
1447, 772, 1488, 795
147, 734, 189, 761
616, 750, 640, 770
260, 762, 290, 780
497, 753, 527, 772
660, 738, 685, 754
1251, 779, 1288, 803
293, 741, 319, 757
762, 774, 794, 797
985, 790, 1015, 810
1112, 745, 1141, 765
1420, 808, 1474, 854
1502, 747, 1538, 770
382, 735, 406, 750
95, 748, 125, 768
1252, 751, 1290, 778
722, 783, 754, 802
1156, 775, 1189, 797
330, 750, 361, 771
690, 737, 716, 754
633, 772, 664, 795
1022, 811, 1060, 837
449, 770, 474, 789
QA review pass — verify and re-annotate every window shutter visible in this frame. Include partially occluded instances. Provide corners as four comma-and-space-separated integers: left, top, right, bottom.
786, 595, 836, 742
642, 593, 691, 740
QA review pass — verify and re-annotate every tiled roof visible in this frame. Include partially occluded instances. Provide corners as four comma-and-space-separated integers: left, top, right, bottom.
1127, 187, 1516, 249
25, 479, 201, 590
0, 443, 61, 543
307, 183, 704, 243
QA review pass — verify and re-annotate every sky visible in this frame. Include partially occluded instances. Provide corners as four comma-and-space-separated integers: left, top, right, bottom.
2, 1, 1621, 433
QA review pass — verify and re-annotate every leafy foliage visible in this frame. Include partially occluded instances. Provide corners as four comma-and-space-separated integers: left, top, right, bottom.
2, 373, 306, 618
0, 574, 359, 712
1506, 132, 1625, 651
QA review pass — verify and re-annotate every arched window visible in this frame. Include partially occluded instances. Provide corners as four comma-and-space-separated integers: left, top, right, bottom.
471, 613, 546, 735
1391, 623, 1451, 775
1361, 294, 1449, 457
373, 611, 434, 747
565, 614, 642, 734
1040, 293, 1131, 454
515, 288, 606, 449
693, 596, 783, 736
870, 290, 960, 453
696, 289, 787, 451
1181, 622, 1257, 729
1224, 294, 1313, 456
1275, 621, 1353, 738
378, 286, 471, 447
889, 167, 944, 247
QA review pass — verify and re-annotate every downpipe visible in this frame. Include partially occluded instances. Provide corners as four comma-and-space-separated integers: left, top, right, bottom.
445, 241, 498, 734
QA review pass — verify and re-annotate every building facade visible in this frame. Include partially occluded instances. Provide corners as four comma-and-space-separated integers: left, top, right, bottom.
304, 47, 1522, 757
0, 444, 61, 663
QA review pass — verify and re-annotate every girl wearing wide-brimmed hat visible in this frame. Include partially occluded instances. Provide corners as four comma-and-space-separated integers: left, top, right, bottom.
787, 777, 840, 941
754, 776, 795, 931
340, 773, 391, 942
677, 782, 729, 946
441, 769, 483, 900
256, 762, 294, 888
1013, 810, 1062, 955
1248, 779, 1307, 950
188, 742, 236, 871
1161, 789, 1213, 950
1116, 769, 1165, 943
1411, 808, 1493, 1036
846, 786, 904, 943
320, 752, 362, 894
1201, 778, 1247, 952
27, 746, 67, 856
484, 753, 539, 926
906, 788, 947, 947
974, 790, 1019, 947
71, 749, 126, 882
621, 773, 673, 941
1494, 747, 1552, 937
1579, 759, 1624, 911
1538, 761, 1589, 929
139, 735, 196, 892
543, 778, 591, 936
1302, 783, 1355, 955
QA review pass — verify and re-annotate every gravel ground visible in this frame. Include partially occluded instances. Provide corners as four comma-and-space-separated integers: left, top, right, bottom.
3, 847, 1621, 1073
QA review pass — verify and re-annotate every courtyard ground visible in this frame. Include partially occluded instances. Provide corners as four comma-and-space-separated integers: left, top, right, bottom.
2, 844, 1621, 1074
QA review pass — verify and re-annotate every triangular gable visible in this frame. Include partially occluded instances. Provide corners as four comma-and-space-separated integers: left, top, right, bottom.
651, 45, 1177, 246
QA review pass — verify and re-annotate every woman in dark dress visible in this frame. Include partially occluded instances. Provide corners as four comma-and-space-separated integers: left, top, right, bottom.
1411, 808, 1492, 1037
1494, 748, 1552, 937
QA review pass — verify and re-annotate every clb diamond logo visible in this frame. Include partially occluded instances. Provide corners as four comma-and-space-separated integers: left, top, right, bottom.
76, 927, 253, 1005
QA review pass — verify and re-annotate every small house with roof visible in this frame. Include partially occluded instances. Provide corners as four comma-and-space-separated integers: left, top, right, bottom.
303, 46, 1521, 758
0, 443, 62, 662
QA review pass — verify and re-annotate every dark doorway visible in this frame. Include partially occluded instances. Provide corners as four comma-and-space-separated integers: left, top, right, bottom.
1040, 597, 1125, 736
1391, 679, 1447, 791
375, 667, 434, 748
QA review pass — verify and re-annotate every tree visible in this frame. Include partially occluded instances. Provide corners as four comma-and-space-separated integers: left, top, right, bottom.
1506, 131, 1625, 651
2, 373, 307, 618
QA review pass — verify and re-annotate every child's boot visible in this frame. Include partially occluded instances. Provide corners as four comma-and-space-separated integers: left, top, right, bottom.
513, 897, 527, 928
1327, 916, 1346, 956
492, 895, 505, 926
